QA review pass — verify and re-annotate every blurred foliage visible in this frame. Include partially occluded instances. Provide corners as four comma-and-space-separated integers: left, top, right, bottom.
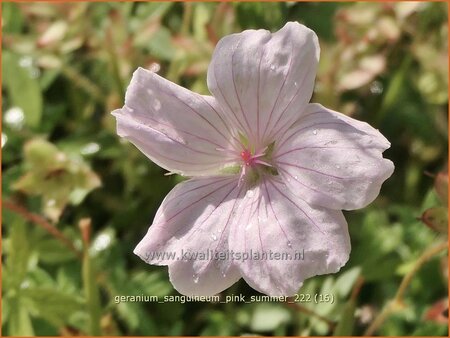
1, 1, 448, 336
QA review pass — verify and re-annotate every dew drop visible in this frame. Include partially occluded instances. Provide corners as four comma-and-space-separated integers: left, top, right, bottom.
148, 62, 161, 73
294, 81, 298, 87
222, 272, 227, 278
312, 129, 318, 135
152, 99, 161, 110
193, 274, 199, 283
293, 175, 298, 180
211, 234, 217, 241
246, 190, 254, 197
270, 64, 275, 71
335, 164, 341, 169
287, 241, 292, 248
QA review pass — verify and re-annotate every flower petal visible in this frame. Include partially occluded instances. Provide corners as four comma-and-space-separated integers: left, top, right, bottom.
168, 259, 241, 297
229, 178, 350, 296
207, 22, 319, 145
275, 103, 394, 210
112, 68, 237, 176
134, 176, 244, 296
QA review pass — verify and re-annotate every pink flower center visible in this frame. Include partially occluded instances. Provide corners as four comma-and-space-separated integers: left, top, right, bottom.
240, 149, 253, 166
238, 146, 273, 186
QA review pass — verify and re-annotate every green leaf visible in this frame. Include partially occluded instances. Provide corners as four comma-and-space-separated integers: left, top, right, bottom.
82, 247, 102, 335
411, 321, 448, 336
333, 267, 361, 298
235, 2, 284, 30
135, 2, 174, 21
250, 304, 290, 332
13, 139, 101, 222
379, 56, 412, 122
34, 239, 77, 264
149, 28, 177, 61
362, 256, 399, 281
5, 218, 31, 289
131, 270, 173, 297
420, 207, 448, 234
2, 2, 24, 33
333, 299, 356, 336
21, 287, 84, 327
7, 297, 34, 336
2, 51, 43, 128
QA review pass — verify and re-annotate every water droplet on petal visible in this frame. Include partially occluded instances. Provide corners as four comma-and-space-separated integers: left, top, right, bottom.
270, 64, 275, 71
246, 190, 254, 197
312, 129, 318, 135
152, 99, 161, 110
294, 175, 298, 180
287, 241, 292, 248
193, 274, 199, 283
335, 164, 341, 169
211, 234, 217, 241
222, 272, 227, 278
294, 81, 298, 87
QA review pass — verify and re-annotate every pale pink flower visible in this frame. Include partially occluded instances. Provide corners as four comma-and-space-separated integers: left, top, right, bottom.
112, 22, 394, 296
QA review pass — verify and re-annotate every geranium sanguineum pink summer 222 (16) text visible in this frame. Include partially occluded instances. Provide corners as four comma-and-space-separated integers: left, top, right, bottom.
112, 22, 394, 296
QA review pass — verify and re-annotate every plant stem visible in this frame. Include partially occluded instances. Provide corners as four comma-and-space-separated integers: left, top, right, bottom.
285, 300, 336, 331
79, 218, 102, 336
61, 65, 105, 104
106, 27, 125, 99
3, 199, 81, 258
180, 2, 193, 35
364, 241, 448, 336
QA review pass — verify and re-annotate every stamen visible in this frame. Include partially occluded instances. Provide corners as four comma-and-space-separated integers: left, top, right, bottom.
216, 147, 236, 154
254, 159, 272, 167
238, 165, 246, 187
253, 146, 268, 158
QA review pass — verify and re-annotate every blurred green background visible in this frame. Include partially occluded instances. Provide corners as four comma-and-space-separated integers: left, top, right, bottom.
1, 1, 448, 336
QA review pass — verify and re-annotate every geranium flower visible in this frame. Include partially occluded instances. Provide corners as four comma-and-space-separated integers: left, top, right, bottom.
112, 22, 394, 296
